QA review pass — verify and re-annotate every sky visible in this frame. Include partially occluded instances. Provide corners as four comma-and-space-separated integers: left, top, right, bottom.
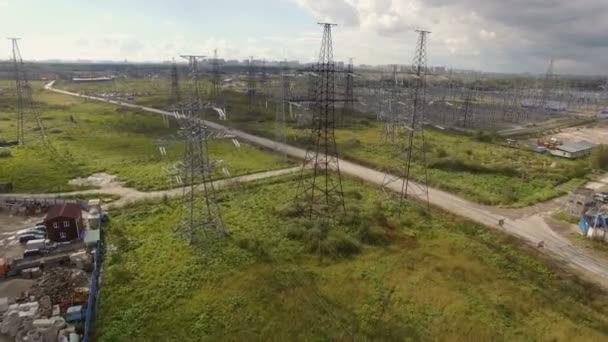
1, 0, 607, 75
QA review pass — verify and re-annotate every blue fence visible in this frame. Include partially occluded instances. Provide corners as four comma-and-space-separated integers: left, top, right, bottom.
83, 241, 102, 342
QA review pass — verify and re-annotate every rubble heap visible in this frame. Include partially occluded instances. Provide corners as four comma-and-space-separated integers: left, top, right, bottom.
29, 268, 89, 305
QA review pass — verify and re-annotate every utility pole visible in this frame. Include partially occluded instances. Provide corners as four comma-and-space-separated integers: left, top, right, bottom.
383, 30, 431, 211
8, 37, 47, 145
295, 23, 346, 219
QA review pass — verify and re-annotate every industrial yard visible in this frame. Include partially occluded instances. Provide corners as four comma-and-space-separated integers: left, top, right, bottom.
2, 1, 608, 341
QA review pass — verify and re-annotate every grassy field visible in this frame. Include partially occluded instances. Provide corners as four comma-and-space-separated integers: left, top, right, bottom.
97, 174, 608, 341
214, 89, 591, 207
60, 77, 591, 206
0, 81, 294, 193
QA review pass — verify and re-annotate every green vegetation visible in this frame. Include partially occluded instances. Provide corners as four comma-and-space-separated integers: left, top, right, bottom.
98, 174, 608, 341
593, 144, 608, 171
216, 90, 590, 206
62, 78, 591, 206
0, 82, 294, 193
552, 210, 581, 225
571, 234, 608, 259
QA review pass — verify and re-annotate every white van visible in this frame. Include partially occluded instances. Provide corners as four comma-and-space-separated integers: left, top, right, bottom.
26, 239, 47, 250
25, 239, 56, 251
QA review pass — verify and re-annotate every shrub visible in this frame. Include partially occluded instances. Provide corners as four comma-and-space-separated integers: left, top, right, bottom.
474, 130, 494, 143
436, 148, 448, 158
358, 224, 393, 245
321, 230, 361, 257
0, 148, 11, 158
342, 139, 361, 150
592, 144, 608, 170
237, 238, 271, 262
430, 158, 519, 177
286, 225, 307, 240
344, 190, 363, 200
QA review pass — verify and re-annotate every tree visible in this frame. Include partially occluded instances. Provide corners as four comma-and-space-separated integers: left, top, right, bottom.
592, 145, 608, 170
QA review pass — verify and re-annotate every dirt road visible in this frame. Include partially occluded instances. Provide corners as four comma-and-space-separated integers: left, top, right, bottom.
45, 81, 608, 287
0, 167, 301, 210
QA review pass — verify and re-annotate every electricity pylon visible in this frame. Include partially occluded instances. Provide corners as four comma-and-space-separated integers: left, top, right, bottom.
8, 37, 48, 145
382, 30, 431, 211
295, 23, 346, 219
174, 54, 227, 244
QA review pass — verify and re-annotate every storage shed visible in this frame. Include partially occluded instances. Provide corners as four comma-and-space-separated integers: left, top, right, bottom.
550, 141, 595, 159
43, 203, 83, 243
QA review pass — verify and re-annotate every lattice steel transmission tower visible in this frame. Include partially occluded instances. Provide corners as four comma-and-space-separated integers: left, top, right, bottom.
173, 54, 227, 244
295, 23, 346, 219
259, 59, 268, 88
8, 38, 48, 146
381, 90, 401, 142
341, 57, 355, 125
246, 56, 257, 111
170, 59, 181, 103
165, 58, 181, 126
274, 61, 291, 158
210, 49, 222, 100
382, 30, 431, 211
390, 64, 398, 86
539, 59, 555, 109
381, 64, 403, 142
460, 87, 475, 128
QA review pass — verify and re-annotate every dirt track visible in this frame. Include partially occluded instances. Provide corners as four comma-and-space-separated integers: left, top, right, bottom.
0, 166, 301, 210
45, 81, 608, 288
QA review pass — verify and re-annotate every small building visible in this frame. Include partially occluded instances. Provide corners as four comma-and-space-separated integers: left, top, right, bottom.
549, 141, 595, 159
579, 215, 608, 242
87, 199, 102, 229
43, 203, 83, 243
568, 187, 594, 216
84, 230, 100, 248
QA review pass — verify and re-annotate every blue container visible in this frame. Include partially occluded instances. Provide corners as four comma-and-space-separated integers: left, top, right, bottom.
66, 305, 84, 322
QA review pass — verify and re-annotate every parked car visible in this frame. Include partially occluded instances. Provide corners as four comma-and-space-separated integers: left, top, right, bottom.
27, 226, 47, 235
16, 226, 46, 236
19, 233, 46, 244
594, 193, 608, 203
23, 249, 42, 258
43, 240, 57, 250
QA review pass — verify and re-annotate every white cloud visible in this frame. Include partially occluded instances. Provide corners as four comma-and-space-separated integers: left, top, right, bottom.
480, 29, 496, 40
292, 0, 608, 73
